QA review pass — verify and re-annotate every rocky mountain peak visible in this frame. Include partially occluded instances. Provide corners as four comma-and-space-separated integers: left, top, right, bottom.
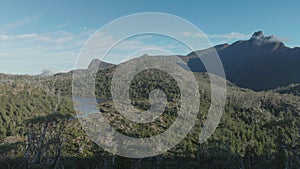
250, 31, 283, 46
251, 31, 264, 38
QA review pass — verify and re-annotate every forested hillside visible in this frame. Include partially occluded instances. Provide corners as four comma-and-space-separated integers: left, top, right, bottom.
0, 65, 300, 169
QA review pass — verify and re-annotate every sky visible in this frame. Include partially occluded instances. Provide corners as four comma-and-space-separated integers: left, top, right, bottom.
0, 0, 299, 74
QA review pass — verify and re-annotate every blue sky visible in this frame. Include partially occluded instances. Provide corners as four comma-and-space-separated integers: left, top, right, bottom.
0, 0, 299, 74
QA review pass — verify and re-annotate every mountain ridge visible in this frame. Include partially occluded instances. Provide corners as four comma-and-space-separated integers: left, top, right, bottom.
185, 31, 300, 90
69, 31, 300, 91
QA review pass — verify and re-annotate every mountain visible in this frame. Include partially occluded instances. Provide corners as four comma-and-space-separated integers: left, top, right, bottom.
86, 31, 300, 91
185, 31, 300, 90
87, 58, 115, 70
36, 70, 58, 77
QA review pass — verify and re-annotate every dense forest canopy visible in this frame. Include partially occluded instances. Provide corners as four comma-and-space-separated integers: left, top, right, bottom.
0, 64, 300, 169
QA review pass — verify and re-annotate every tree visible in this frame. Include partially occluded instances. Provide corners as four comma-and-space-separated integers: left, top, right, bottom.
23, 113, 72, 169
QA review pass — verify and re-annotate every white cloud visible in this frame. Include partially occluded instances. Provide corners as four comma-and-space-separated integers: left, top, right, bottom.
0, 16, 40, 32
0, 29, 94, 74
52, 22, 71, 30
16, 33, 39, 39
179, 31, 193, 36
0, 35, 11, 41
0, 29, 203, 74
252, 35, 282, 46
0, 30, 92, 50
179, 31, 250, 39
209, 32, 250, 39
76, 31, 193, 68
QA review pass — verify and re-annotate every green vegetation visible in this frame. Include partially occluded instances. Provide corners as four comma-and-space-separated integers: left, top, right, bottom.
0, 66, 300, 169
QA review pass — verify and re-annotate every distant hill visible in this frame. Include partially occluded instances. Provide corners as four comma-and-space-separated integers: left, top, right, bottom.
185, 31, 300, 90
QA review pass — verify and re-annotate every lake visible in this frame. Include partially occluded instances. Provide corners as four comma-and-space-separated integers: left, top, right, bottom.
73, 97, 108, 118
